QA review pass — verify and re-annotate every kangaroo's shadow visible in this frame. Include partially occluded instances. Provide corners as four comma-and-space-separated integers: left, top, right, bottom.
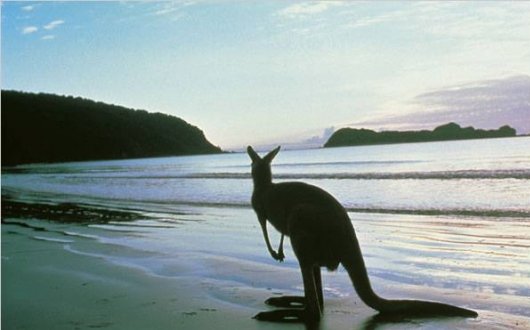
360, 313, 455, 330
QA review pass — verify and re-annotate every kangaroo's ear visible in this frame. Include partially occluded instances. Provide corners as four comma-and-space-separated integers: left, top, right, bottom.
247, 146, 260, 163
264, 146, 281, 163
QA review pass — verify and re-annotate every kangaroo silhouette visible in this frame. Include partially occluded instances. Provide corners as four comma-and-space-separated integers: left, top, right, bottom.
247, 146, 477, 323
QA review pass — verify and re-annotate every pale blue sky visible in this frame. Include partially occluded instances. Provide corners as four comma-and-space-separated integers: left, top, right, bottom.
2, 1, 530, 150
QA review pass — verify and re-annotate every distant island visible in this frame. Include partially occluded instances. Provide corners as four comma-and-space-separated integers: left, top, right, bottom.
1, 90, 222, 166
324, 122, 517, 148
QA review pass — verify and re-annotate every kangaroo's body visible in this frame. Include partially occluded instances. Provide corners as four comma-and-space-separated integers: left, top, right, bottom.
247, 146, 477, 323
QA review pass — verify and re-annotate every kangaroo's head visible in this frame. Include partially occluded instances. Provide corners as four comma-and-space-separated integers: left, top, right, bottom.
247, 146, 280, 188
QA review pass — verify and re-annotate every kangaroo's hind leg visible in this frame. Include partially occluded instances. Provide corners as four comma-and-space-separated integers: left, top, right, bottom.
253, 262, 321, 323
265, 296, 305, 308
313, 265, 323, 311
267, 266, 322, 310
254, 212, 323, 324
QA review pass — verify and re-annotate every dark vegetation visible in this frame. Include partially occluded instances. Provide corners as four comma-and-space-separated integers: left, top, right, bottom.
1, 90, 222, 166
324, 122, 517, 148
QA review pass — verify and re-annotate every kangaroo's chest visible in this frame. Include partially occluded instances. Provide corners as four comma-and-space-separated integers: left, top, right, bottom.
252, 182, 345, 236
252, 190, 290, 234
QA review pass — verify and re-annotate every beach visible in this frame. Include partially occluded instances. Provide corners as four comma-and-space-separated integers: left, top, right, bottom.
3, 204, 529, 330
3, 1, 530, 328
2, 138, 530, 329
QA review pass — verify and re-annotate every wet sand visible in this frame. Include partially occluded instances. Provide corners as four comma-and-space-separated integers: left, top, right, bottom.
2, 202, 529, 329
2, 220, 368, 330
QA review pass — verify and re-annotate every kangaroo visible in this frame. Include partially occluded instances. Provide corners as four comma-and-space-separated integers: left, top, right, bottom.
247, 146, 477, 323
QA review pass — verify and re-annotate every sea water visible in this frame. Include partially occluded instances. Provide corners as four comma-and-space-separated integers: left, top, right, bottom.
3, 137, 529, 216
2, 137, 530, 322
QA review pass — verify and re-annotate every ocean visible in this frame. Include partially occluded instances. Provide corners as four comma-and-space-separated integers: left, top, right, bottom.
2, 136, 530, 328
3, 137, 529, 216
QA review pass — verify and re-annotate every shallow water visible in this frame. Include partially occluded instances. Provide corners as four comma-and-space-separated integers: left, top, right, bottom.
2, 137, 530, 327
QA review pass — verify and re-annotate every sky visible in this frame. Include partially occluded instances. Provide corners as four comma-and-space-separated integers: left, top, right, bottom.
2, 1, 530, 150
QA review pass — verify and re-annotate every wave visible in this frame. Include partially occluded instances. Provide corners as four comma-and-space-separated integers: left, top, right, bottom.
1, 160, 424, 174
6, 161, 530, 181
4, 187, 529, 220
124, 199, 530, 218
188, 169, 530, 180
226, 160, 424, 168
72, 169, 530, 180
33, 236, 75, 243
4, 192, 529, 220
343, 207, 530, 218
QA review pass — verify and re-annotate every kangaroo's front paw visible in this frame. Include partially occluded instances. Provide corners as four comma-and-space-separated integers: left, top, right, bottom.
271, 250, 285, 262
276, 250, 285, 262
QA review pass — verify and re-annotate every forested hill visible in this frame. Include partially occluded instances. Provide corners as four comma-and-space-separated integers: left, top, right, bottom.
1, 90, 222, 166
324, 122, 517, 148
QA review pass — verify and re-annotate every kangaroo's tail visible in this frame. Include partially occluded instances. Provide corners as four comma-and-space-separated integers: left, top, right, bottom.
340, 228, 478, 318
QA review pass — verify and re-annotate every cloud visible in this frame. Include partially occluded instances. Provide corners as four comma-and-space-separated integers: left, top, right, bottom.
22, 26, 38, 34
353, 76, 530, 134
150, 2, 196, 17
278, 1, 343, 19
44, 20, 64, 30
41, 35, 55, 40
411, 4, 530, 40
153, 5, 179, 16
21, 5, 34, 11
345, 9, 407, 29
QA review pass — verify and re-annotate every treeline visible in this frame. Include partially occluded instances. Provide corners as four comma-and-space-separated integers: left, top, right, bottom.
1, 90, 222, 166
324, 122, 517, 148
